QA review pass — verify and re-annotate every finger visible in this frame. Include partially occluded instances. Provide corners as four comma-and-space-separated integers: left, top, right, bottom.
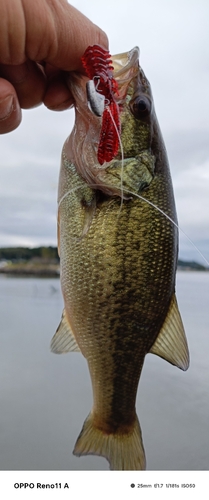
43, 72, 74, 111
22, 1, 109, 72
0, 60, 46, 108
51, 3, 109, 71
0, 78, 22, 133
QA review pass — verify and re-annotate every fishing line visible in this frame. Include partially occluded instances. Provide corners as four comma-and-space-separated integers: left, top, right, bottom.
121, 187, 209, 268
93, 75, 101, 92
58, 178, 209, 267
58, 184, 85, 209
106, 105, 124, 213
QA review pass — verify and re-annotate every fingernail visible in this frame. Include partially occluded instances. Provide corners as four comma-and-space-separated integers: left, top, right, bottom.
0, 95, 14, 120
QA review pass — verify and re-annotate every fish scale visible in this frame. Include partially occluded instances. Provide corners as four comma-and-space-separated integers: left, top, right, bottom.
59, 159, 175, 430
51, 47, 189, 470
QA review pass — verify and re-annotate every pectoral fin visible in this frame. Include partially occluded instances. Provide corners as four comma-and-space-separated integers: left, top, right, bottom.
149, 293, 189, 371
50, 309, 80, 353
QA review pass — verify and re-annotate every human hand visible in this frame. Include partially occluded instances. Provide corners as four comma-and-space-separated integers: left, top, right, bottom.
0, 0, 108, 133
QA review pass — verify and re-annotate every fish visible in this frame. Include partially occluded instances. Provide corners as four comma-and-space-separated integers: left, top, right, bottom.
51, 46, 189, 470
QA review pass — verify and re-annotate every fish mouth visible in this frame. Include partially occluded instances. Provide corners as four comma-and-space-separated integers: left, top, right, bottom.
66, 46, 154, 198
113, 47, 140, 80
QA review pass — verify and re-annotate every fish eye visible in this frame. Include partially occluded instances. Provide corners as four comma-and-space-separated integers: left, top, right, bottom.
130, 95, 151, 119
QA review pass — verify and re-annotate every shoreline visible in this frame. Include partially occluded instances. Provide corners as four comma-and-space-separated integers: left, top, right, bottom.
0, 263, 208, 277
0, 263, 60, 277
0, 247, 208, 276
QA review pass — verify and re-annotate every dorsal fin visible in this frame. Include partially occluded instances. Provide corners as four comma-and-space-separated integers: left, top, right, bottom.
50, 309, 80, 354
149, 293, 189, 371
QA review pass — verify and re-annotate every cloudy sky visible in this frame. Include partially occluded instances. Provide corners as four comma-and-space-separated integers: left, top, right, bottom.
0, 0, 209, 263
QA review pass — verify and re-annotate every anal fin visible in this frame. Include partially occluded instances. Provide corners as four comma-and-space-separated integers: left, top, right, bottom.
50, 309, 80, 354
149, 293, 189, 371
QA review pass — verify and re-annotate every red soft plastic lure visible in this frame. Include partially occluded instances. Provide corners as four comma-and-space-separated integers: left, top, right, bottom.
81, 45, 120, 165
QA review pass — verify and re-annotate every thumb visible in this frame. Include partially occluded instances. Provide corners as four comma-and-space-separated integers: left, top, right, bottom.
24, 1, 109, 72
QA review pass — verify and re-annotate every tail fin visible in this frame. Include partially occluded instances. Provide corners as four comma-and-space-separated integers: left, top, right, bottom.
73, 412, 146, 470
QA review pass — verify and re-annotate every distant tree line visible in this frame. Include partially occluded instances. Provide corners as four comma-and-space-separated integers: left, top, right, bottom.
178, 259, 206, 270
0, 246, 59, 261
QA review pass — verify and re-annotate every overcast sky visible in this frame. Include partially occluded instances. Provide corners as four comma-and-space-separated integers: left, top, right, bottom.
0, 0, 209, 263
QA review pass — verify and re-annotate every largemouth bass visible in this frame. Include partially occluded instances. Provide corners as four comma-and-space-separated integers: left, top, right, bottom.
51, 47, 189, 470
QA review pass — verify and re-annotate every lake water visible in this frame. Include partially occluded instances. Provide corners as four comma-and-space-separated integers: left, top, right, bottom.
0, 272, 208, 471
